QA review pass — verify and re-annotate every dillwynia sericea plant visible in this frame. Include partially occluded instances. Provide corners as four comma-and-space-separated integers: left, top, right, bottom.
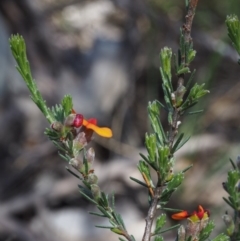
8, 1, 240, 241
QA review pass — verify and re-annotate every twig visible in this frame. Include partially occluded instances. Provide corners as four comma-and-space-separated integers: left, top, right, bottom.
142, 1, 199, 241
142, 187, 162, 241
183, 0, 199, 47
169, 0, 199, 151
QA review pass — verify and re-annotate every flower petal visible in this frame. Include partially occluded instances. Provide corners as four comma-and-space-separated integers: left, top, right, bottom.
196, 205, 205, 219
171, 211, 189, 220
83, 119, 112, 138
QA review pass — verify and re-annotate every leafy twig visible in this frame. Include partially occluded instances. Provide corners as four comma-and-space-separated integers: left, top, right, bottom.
168, 0, 199, 150
142, 187, 163, 241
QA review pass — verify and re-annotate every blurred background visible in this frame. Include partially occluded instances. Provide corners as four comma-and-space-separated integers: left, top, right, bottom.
0, 0, 240, 240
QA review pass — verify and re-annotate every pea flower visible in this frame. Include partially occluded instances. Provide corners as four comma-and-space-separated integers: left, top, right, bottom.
172, 205, 209, 222
71, 109, 112, 138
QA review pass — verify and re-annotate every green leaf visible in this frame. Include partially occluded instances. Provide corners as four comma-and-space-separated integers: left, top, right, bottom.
160, 207, 183, 213
225, 170, 240, 209
95, 225, 113, 229
62, 95, 73, 117
111, 193, 115, 209
138, 160, 152, 186
199, 220, 215, 241
177, 67, 190, 75
185, 69, 196, 90
89, 211, 107, 217
79, 190, 98, 205
181, 83, 209, 111
154, 224, 180, 235
174, 136, 191, 152
119, 238, 127, 241
130, 177, 148, 188
154, 236, 164, 241
148, 101, 167, 145
188, 110, 204, 115
139, 153, 158, 171
229, 158, 237, 170
159, 47, 173, 92
157, 146, 171, 181
65, 167, 82, 179
226, 15, 240, 55
187, 49, 196, 64
212, 233, 230, 241
172, 133, 184, 153
181, 165, 193, 173
101, 192, 109, 207
97, 206, 112, 218
154, 214, 166, 233
145, 133, 157, 163
161, 173, 184, 200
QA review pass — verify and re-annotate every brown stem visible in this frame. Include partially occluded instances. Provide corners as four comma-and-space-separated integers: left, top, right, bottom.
141, 2, 199, 241
168, 108, 180, 151
169, 0, 199, 150
122, 229, 134, 241
142, 187, 162, 241
181, 0, 199, 67
184, 0, 199, 43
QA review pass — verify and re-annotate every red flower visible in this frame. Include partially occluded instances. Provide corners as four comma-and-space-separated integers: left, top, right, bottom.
71, 109, 112, 138
171, 205, 209, 222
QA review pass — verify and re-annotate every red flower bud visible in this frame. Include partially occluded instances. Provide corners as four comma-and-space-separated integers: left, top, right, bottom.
65, 114, 84, 128
73, 114, 84, 128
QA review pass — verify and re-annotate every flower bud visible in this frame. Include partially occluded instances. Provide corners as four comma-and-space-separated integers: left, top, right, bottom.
73, 114, 84, 128
186, 219, 201, 240
91, 184, 101, 201
51, 121, 63, 132
86, 147, 95, 166
65, 114, 83, 128
64, 114, 76, 126
69, 157, 83, 170
175, 85, 186, 107
88, 173, 98, 185
178, 225, 186, 241
222, 214, 235, 236
73, 132, 88, 156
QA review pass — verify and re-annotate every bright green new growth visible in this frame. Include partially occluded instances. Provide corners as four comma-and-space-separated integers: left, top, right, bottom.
226, 15, 240, 57
9, 34, 55, 123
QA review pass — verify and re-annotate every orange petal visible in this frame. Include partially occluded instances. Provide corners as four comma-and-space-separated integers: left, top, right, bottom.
83, 119, 112, 137
171, 211, 189, 220
86, 123, 112, 137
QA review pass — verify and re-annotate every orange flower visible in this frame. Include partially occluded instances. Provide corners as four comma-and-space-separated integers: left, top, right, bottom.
71, 109, 112, 138
82, 118, 112, 138
171, 205, 209, 222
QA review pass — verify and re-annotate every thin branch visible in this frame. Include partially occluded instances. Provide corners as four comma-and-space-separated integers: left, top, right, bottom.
142, 2, 199, 241
142, 187, 163, 241
169, 0, 199, 151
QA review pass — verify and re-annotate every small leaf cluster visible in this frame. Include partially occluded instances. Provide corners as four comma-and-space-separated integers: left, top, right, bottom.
222, 157, 240, 240
80, 185, 135, 241
160, 48, 209, 118
226, 15, 240, 59
175, 29, 196, 75
153, 214, 180, 241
